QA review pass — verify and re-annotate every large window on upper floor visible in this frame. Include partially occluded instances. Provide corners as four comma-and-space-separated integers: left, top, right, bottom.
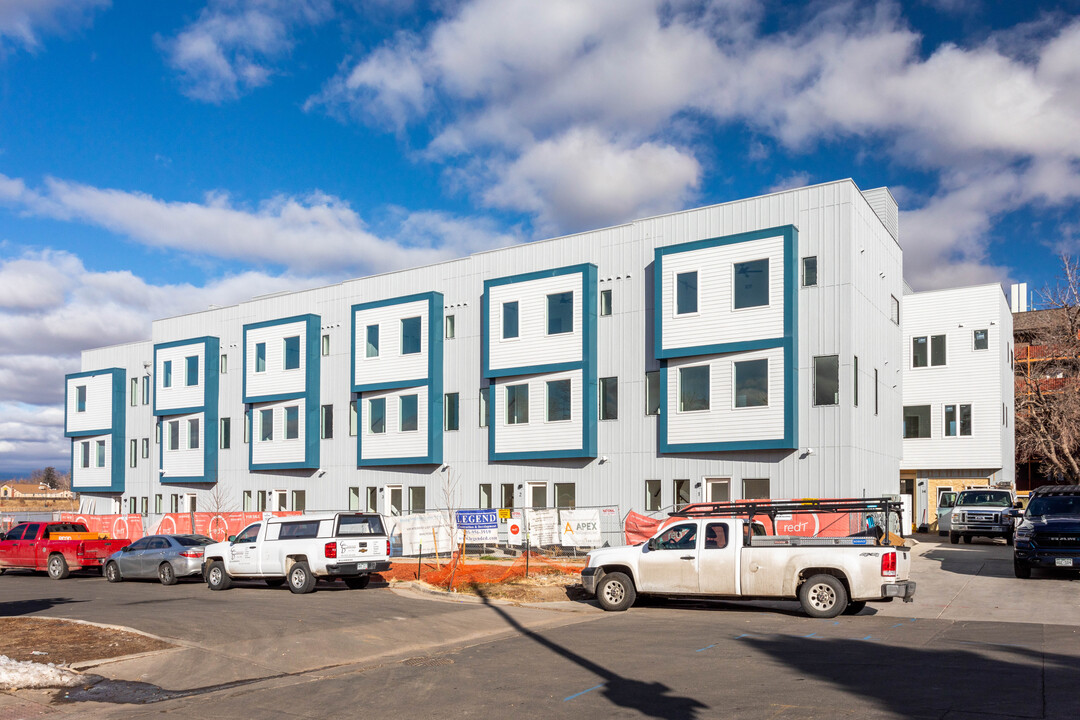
547, 292, 574, 335
259, 409, 273, 441
944, 404, 972, 437
973, 329, 988, 351
369, 398, 386, 434
285, 406, 299, 440
678, 365, 710, 412
733, 259, 769, 309
163, 361, 173, 387
188, 419, 200, 449
283, 336, 300, 370
912, 335, 946, 368
255, 344, 266, 373
813, 355, 839, 406
502, 301, 519, 339
734, 359, 768, 408
444, 393, 459, 431
76, 385, 87, 413
546, 380, 571, 422
185, 355, 198, 386
676, 271, 697, 315
903, 405, 931, 439
401, 317, 421, 355
366, 325, 379, 358
599, 377, 618, 420
645, 371, 660, 416
96, 440, 106, 467
506, 383, 529, 424
169, 420, 180, 450
400, 394, 418, 432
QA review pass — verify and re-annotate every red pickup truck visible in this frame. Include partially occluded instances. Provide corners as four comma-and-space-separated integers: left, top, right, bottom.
0, 522, 131, 579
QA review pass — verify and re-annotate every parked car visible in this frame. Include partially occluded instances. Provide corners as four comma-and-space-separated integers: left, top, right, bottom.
202, 512, 391, 594
104, 534, 215, 585
1013, 485, 1080, 578
0, 522, 131, 579
949, 489, 1015, 545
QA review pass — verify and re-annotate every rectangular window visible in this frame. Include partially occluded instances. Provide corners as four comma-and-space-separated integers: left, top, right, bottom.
679, 365, 710, 412
814, 355, 839, 406
945, 404, 957, 437
96, 439, 106, 468
960, 403, 972, 436
321, 404, 333, 439
366, 487, 378, 513
931, 334, 947, 366
169, 420, 180, 450
220, 418, 231, 449
506, 384, 529, 424
244, 410, 250, 443
155, 494, 162, 514
479, 387, 490, 427
220, 354, 227, 374
501, 483, 515, 509
188, 418, 200, 449
142, 438, 149, 458
445, 315, 455, 339
260, 409, 273, 442
348, 487, 359, 511
170, 494, 179, 513
502, 301, 519, 339
891, 295, 900, 325
350, 400, 358, 436
283, 336, 300, 370
444, 392, 459, 431
733, 259, 769, 309
546, 379, 572, 422
674, 479, 690, 509
903, 405, 931, 439
853, 356, 859, 407
156, 421, 161, 444
185, 356, 198, 386
645, 371, 660, 416
366, 324, 379, 358
322, 334, 330, 356
599, 376, 618, 420
743, 478, 770, 500
973, 329, 988, 350
369, 398, 385, 434
479, 484, 493, 509
676, 271, 697, 314
645, 480, 661, 512
409, 487, 425, 514
401, 317, 422, 355
912, 336, 928, 368
285, 406, 299, 440
130, 497, 137, 514
554, 483, 576, 509
131, 378, 138, 406
292, 490, 306, 513
163, 360, 173, 387
802, 256, 817, 287
547, 291, 574, 334
874, 368, 879, 415
400, 394, 419, 432
530, 483, 547, 509
255, 343, 266, 372
142, 376, 150, 404
600, 288, 612, 316
81, 441, 90, 468
734, 359, 768, 408
140, 497, 147, 515
129, 439, 137, 468
76, 385, 87, 413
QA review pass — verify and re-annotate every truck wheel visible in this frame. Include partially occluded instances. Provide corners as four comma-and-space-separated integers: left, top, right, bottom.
843, 600, 867, 615
949, 532, 959, 545
963, 535, 972, 544
799, 574, 848, 618
206, 561, 232, 591
288, 562, 316, 594
104, 561, 122, 583
343, 575, 370, 589
596, 572, 636, 611
158, 563, 178, 586
47, 554, 70, 580
265, 578, 286, 588
1014, 559, 1031, 579
1005, 531, 1014, 546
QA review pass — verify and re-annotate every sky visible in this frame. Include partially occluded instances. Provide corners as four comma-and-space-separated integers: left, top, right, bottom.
1, 0, 1079, 476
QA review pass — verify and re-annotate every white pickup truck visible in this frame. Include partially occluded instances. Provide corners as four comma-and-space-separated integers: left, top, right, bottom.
203, 512, 391, 594
583, 502, 915, 618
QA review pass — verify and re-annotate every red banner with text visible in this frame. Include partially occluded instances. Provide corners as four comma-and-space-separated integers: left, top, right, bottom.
59, 514, 146, 540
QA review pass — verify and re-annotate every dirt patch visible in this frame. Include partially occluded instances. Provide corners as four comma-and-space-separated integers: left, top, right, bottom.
380, 555, 589, 603
0, 618, 173, 664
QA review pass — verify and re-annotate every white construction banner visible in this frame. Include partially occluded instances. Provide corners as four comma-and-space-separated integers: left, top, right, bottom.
525, 508, 559, 546
506, 510, 524, 546
560, 509, 602, 547
397, 511, 453, 556
455, 510, 499, 544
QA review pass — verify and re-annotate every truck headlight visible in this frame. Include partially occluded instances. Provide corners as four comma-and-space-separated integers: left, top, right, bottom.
1015, 528, 1032, 540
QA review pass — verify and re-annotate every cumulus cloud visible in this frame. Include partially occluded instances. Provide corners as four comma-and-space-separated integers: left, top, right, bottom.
161, 0, 334, 102
0, 0, 108, 52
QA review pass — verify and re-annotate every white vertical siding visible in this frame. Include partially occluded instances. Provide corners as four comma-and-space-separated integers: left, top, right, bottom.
494, 370, 584, 454
352, 299, 429, 386
488, 273, 583, 371
156, 343, 206, 411
360, 386, 429, 459
245, 320, 307, 398
66, 373, 114, 433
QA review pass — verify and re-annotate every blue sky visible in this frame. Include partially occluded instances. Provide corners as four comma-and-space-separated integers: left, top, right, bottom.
1, 0, 1079, 475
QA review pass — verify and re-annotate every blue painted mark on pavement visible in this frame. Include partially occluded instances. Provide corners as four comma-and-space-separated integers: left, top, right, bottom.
564, 684, 605, 702
804, 632, 818, 638
696, 644, 717, 652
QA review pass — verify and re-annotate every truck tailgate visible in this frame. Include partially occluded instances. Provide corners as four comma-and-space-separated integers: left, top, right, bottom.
336, 538, 385, 562
895, 545, 913, 580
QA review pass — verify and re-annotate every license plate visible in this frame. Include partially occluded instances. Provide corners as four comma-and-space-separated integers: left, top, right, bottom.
1055, 558, 1074, 567
356, 562, 372, 570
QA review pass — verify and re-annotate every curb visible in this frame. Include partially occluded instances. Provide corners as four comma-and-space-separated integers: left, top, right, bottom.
6, 616, 188, 671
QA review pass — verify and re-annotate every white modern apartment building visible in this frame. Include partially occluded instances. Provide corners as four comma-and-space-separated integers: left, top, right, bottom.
65, 179, 905, 517
900, 284, 1015, 530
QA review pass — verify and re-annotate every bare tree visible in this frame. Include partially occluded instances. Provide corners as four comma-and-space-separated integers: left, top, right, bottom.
1016, 255, 1080, 483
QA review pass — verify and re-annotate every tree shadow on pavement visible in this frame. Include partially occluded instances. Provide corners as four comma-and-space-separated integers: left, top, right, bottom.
0, 597, 86, 616
475, 588, 707, 719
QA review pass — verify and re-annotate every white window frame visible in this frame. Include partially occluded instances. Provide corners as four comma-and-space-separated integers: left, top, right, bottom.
731, 358, 769, 410
672, 270, 699, 318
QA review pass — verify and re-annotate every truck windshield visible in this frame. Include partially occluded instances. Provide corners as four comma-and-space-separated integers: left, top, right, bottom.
956, 492, 1011, 507
337, 515, 385, 536
1026, 495, 1080, 517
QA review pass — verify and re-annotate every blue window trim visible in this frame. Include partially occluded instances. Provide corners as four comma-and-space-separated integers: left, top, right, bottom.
243, 314, 321, 471
351, 292, 444, 466
482, 264, 597, 461
64, 368, 126, 493
152, 336, 220, 483
655, 226, 798, 453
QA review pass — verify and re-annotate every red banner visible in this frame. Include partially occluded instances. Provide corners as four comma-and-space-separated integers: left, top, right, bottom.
60, 514, 146, 540
152, 512, 302, 542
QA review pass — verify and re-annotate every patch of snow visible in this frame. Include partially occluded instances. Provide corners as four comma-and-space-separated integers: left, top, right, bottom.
0, 655, 86, 689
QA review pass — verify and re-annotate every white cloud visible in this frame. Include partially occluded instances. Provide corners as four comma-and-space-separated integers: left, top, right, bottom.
162, 0, 334, 102
0, 0, 108, 52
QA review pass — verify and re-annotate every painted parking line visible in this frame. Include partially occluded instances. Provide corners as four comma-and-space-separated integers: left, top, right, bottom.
696, 644, 718, 652
564, 683, 605, 702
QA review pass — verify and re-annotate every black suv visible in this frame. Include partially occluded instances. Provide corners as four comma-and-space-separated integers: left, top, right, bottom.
1013, 485, 1080, 578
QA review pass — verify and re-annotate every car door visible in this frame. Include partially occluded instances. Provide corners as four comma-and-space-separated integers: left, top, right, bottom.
937, 492, 957, 532
140, 537, 170, 576
18, 524, 43, 567
637, 522, 700, 594
697, 521, 739, 595
228, 523, 261, 575
116, 537, 151, 577
0, 525, 27, 567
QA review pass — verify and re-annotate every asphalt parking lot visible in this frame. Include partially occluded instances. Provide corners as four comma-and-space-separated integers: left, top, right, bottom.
1, 536, 1078, 719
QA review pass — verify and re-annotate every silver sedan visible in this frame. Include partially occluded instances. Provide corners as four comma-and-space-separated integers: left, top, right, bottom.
103, 534, 215, 585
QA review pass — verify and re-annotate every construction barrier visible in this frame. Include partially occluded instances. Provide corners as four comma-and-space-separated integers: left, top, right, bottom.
151, 511, 301, 541
60, 513, 146, 540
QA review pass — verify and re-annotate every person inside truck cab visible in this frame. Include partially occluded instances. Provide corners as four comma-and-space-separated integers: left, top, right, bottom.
659, 524, 697, 549
705, 524, 728, 549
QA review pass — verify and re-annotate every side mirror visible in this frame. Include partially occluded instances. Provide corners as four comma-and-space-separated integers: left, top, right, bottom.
647, 537, 659, 551
227, 535, 236, 543
121, 545, 131, 552
1013, 501, 1023, 509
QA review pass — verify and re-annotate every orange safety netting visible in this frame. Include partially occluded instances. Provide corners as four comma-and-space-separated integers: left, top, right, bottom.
377, 552, 584, 591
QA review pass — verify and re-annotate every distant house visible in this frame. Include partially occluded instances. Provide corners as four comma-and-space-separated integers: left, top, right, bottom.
0, 482, 76, 499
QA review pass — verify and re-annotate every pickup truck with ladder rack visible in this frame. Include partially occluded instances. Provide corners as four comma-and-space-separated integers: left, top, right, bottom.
582, 498, 916, 617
